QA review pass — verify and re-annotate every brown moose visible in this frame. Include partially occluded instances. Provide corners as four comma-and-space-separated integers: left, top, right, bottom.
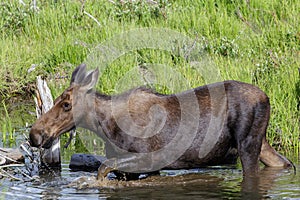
29, 64, 293, 180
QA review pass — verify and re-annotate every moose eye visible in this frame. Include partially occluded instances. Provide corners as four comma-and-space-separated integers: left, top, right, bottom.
62, 102, 72, 111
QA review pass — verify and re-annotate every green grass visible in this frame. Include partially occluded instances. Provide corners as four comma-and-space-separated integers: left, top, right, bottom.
0, 0, 299, 152
1, 101, 14, 144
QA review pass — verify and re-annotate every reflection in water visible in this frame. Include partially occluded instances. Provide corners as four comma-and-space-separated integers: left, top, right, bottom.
101, 173, 236, 200
58, 165, 300, 199
241, 167, 290, 199
92, 167, 297, 200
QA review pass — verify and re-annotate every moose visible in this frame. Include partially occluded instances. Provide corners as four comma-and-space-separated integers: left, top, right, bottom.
29, 64, 293, 180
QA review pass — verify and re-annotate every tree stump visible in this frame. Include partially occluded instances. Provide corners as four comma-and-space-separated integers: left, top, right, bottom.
34, 76, 61, 167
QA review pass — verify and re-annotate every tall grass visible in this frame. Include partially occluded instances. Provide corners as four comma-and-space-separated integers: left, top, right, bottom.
0, 0, 299, 152
1, 101, 15, 144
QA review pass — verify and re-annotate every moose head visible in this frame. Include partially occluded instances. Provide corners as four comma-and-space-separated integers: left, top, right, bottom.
29, 64, 99, 148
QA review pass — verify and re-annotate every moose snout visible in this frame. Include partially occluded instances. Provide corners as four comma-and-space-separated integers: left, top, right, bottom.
29, 126, 55, 149
29, 129, 43, 148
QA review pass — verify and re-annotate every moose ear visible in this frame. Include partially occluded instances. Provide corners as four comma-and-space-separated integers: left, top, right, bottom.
82, 68, 99, 91
71, 64, 87, 85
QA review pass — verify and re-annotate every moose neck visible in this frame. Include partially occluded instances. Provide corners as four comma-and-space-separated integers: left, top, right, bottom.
77, 90, 115, 140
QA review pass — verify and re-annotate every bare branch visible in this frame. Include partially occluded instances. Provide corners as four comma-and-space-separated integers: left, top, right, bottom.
84, 11, 101, 27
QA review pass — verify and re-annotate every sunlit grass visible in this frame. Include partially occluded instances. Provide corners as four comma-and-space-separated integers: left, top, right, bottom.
0, 0, 299, 152
1, 101, 15, 144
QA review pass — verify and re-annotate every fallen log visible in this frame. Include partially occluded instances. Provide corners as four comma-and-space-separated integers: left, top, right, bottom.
0, 148, 24, 165
34, 76, 61, 167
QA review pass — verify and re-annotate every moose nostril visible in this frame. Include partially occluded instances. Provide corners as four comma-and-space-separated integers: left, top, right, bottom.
29, 131, 43, 148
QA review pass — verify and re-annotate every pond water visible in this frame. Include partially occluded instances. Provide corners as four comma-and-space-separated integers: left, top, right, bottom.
0, 102, 299, 199
0, 161, 299, 200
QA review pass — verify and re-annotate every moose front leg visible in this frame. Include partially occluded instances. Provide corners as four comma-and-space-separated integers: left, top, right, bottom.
97, 163, 115, 181
96, 153, 154, 181
97, 163, 135, 181
97, 156, 135, 181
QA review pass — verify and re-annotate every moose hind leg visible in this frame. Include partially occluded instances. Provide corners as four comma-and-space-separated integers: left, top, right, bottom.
260, 138, 293, 168
236, 106, 268, 176
238, 133, 262, 175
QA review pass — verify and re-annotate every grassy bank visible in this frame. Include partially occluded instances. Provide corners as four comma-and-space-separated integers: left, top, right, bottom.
0, 0, 299, 152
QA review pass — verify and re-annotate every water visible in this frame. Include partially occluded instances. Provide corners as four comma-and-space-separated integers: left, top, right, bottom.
0, 163, 299, 199
0, 103, 299, 199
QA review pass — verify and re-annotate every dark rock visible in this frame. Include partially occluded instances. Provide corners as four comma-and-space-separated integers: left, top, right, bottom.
69, 153, 106, 171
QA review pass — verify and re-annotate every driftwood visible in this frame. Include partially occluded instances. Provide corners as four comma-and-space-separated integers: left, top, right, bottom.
34, 76, 61, 167
0, 148, 24, 165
